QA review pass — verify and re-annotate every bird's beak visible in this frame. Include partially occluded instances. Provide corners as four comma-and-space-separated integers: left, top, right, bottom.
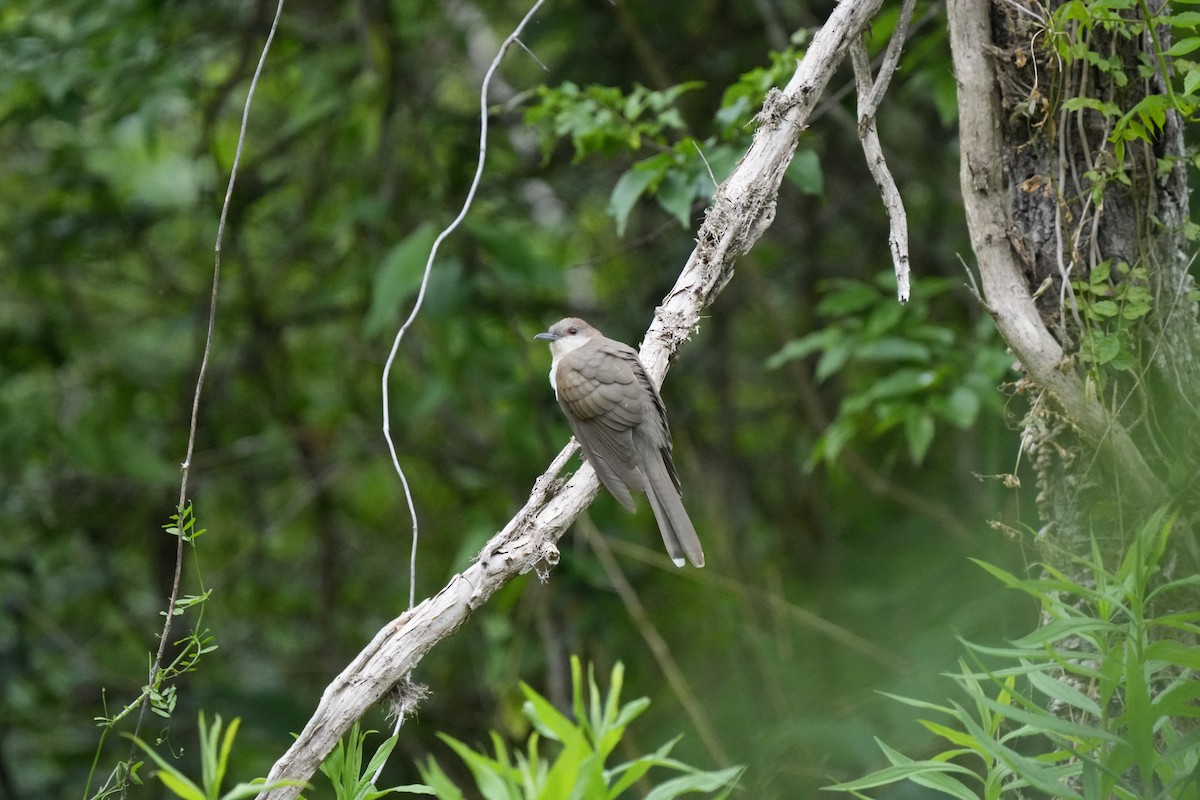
534, 331, 559, 342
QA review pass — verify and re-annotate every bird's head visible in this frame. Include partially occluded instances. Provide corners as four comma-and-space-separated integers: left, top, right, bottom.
534, 317, 597, 356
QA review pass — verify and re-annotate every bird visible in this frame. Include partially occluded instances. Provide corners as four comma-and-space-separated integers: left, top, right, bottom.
534, 317, 704, 568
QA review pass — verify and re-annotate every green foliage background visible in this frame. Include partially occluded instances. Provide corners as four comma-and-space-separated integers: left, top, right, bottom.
1, 1, 1036, 797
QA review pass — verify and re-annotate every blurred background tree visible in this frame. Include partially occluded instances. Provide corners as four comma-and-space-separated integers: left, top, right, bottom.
2, 0, 1159, 797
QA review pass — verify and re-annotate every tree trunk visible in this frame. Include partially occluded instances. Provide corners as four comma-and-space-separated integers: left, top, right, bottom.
949, 0, 1200, 560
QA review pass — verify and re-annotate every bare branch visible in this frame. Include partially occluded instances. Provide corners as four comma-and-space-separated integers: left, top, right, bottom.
857, 0, 918, 131
258, 1, 885, 796
582, 519, 729, 765
850, 38, 911, 303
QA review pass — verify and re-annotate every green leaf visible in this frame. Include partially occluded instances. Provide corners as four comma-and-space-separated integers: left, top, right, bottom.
938, 385, 980, 428
1166, 36, 1200, 56
521, 682, 577, 743
824, 739, 978, 796
785, 149, 823, 195
158, 770, 207, 800
854, 338, 932, 363
1145, 639, 1200, 671
916, 719, 984, 754
438, 734, 515, 800
1185, 69, 1200, 97
1120, 639, 1156, 792
642, 765, 744, 799
364, 222, 439, 337
1025, 665, 1103, 717
904, 409, 935, 464
814, 339, 852, 383
953, 704, 1085, 799
124, 733, 205, 800
608, 167, 659, 237
1089, 333, 1122, 364
862, 368, 937, 401
654, 168, 696, 228
816, 280, 878, 315
765, 330, 839, 369
414, 756, 465, 800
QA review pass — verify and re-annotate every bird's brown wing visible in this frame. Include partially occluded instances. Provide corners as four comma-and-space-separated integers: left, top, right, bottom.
623, 345, 701, 565
555, 338, 646, 511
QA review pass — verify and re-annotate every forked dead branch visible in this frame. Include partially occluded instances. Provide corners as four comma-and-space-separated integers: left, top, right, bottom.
257, 1, 891, 796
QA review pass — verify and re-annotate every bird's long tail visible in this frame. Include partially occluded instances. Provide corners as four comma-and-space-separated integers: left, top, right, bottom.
641, 453, 704, 568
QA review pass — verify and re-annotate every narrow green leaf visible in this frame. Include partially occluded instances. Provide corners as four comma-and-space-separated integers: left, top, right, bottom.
215, 717, 241, 794
916, 719, 984, 754
1120, 639, 1156, 792
904, 409, 936, 465
643, 765, 744, 799
521, 683, 577, 743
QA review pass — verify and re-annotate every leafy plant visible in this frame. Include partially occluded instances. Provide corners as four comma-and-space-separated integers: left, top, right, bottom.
312, 722, 413, 800
86, 503, 217, 799
767, 273, 1011, 466
525, 81, 703, 162
827, 506, 1200, 799
1072, 259, 1153, 375
405, 656, 743, 798
1050, 0, 1200, 166
127, 713, 301, 800
525, 47, 824, 237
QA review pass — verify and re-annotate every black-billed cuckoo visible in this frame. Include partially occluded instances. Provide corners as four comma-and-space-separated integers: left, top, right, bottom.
535, 318, 704, 568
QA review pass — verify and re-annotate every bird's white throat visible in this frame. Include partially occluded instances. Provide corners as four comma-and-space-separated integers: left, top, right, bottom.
547, 333, 592, 397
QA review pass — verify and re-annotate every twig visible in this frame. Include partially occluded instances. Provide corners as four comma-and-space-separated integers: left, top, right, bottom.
601, 537, 910, 669
582, 519, 729, 766
693, 139, 718, 189
850, 38, 911, 302
858, 0, 918, 132
380, 0, 549, 611
120, 0, 287, 791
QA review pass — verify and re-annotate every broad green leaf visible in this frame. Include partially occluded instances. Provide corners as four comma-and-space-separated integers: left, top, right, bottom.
765, 330, 838, 369
904, 409, 935, 464
608, 167, 659, 236
785, 149, 823, 195
863, 368, 937, 401
854, 338, 932, 363
414, 756, 465, 800
816, 280, 878, 315
1120, 639, 1156, 792
157, 770, 206, 800
364, 222, 439, 337
654, 168, 696, 228
938, 385, 981, 428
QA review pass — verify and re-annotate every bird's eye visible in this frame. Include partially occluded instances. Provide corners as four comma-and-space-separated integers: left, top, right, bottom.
568, 326, 578, 335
